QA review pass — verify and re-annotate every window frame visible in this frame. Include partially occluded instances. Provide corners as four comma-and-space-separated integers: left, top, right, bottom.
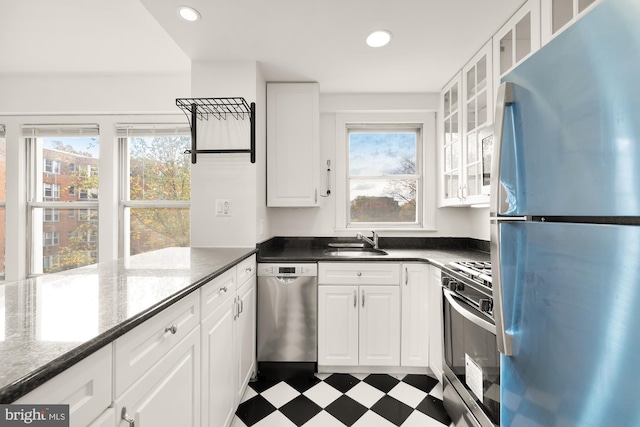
335, 112, 436, 232
117, 124, 191, 258
25, 124, 100, 276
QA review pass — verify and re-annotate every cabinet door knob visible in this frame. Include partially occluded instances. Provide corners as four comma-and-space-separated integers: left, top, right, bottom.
121, 407, 135, 427
165, 324, 178, 335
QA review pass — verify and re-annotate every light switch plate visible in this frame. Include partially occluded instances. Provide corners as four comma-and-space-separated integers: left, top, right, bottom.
215, 199, 231, 217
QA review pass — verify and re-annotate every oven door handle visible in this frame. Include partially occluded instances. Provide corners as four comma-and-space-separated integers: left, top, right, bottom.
443, 289, 496, 335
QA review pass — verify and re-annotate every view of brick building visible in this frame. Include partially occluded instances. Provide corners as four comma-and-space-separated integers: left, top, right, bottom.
40, 147, 99, 273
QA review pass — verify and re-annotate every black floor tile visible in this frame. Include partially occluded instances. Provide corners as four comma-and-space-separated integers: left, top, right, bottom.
325, 395, 368, 426
279, 395, 323, 426
363, 373, 401, 393
370, 395, 414, 426
402, 374, 439, 393
324, 373, 361, 393
416, 395, 452, 425
235, 395, 277, 426
286, 374, 322, 393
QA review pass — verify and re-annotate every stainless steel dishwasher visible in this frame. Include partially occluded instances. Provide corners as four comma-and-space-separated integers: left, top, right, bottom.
257, 263, 318, 369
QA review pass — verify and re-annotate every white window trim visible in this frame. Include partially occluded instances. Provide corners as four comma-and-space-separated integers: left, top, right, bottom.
335, 112, 436, 232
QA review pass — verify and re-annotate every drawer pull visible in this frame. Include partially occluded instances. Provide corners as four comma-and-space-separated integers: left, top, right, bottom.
121, 407, 135, 427
245, 266, 253, 273
219, 285, 228, 293
165, 324, 178, 335
357, 272, 362, 277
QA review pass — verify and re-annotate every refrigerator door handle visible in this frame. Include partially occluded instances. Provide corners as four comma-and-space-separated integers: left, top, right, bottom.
443, 289, 496, 335
490, 81, 515, 356
490, 81, 513, 218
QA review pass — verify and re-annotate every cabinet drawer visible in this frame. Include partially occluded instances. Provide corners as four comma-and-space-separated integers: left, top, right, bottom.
201, 268, 236, 321
236, 254, 256, 286
319, 263, 401, 285
114, 291, 199, 397
16, 345, 112, 427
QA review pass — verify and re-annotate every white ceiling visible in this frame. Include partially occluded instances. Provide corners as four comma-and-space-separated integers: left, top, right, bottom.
1, 0, 526, 93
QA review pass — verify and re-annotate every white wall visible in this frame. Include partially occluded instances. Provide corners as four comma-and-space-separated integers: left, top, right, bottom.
268, 92, 490, 239
189, 61, 268, 248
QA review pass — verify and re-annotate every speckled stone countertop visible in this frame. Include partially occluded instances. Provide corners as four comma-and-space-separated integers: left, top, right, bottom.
0, 247, 256, 403
257, 236, 491, 268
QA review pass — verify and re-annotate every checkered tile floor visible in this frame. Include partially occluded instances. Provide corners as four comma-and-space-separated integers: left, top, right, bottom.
232, 373, 452, 427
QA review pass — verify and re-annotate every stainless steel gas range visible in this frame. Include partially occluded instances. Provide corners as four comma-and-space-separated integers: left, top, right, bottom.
442, 261, 500, 427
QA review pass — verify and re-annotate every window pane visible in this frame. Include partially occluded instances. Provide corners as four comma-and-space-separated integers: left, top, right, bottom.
349, 132, 416, 176
39, 137, 99, 202
129, 208, 190, 256
35, 208, 98, 274
0, 130, 5, 279
349, 179, 417, 223
128, 136, 191, 201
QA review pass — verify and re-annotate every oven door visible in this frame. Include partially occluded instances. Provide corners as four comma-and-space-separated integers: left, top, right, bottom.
443, 287, 500, 427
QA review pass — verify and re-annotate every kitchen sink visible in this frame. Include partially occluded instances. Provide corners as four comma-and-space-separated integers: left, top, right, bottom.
323, 248, 389, 257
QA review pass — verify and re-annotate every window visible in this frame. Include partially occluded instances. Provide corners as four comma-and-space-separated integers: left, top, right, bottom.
43, 183, 60, 200
44, 159, 60, 174
26, 124, 99, 275
43, 231, 59, 246
347, 126, 421, 225
44, 208, 60, 222
0, 125, 5, 279
118, 124, 190, 257
336, 113, 436, 231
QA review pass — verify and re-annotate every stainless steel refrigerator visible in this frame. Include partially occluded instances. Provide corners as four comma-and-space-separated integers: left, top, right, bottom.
491, 0, 640, 425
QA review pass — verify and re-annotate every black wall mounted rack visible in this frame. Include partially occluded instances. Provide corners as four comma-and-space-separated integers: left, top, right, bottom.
175, 97, 256, 164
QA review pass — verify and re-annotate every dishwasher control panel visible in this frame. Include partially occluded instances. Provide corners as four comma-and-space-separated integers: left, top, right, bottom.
257, 263, 318, 277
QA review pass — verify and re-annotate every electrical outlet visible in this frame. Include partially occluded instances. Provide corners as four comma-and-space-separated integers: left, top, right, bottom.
215, 199, 231, 217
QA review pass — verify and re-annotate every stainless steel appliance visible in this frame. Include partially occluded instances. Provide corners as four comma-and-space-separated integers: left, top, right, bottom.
443, 261, 499, 427
492, 1, 640, 425
257, 263, 318, 364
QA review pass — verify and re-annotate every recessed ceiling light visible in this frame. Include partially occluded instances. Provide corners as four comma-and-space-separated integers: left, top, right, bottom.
366, 30, 392, 47
177, 6, 200, 22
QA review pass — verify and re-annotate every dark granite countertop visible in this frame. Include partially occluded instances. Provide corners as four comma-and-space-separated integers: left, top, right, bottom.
0, 247, 256, 403
257, 237, 490, 268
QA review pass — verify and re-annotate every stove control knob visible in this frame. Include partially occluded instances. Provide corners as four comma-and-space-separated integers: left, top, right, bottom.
479, 299, 493, 313
443, 277, 463, 291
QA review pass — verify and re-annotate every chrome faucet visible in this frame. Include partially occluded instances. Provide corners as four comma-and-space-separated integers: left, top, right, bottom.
356, 231, 379, 249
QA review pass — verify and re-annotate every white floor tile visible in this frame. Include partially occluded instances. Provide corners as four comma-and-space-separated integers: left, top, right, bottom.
303, 381, 342, 408
388, 382, 428, 408
351, 373, 369, 381
240, 386, 258, 403
345, 381, 386, 408
314, 373, 332, 381
401, 410, 448, 427
351, 410, 397, 427
253, 411, 297, 427
260, 382, 300, 408
429, 382, 444, 400
302, 410, 346, 427
230, 416, 248, 427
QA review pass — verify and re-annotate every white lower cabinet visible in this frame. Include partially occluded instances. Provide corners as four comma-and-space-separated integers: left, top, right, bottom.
16, 345, 112, 427
428, 266, 444, 381
400, 264, 430, 367
88, 408, 116, 427
318, 263, 401, 368
201, 256, 256, 427
115, 325, 201, 427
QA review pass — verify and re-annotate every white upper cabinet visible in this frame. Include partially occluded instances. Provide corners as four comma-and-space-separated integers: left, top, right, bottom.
440, 41, 493, 206
494, 0, 542, 96
540, 0, 600, 44
440, 73, 463, 206
266, 82, 320, 207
